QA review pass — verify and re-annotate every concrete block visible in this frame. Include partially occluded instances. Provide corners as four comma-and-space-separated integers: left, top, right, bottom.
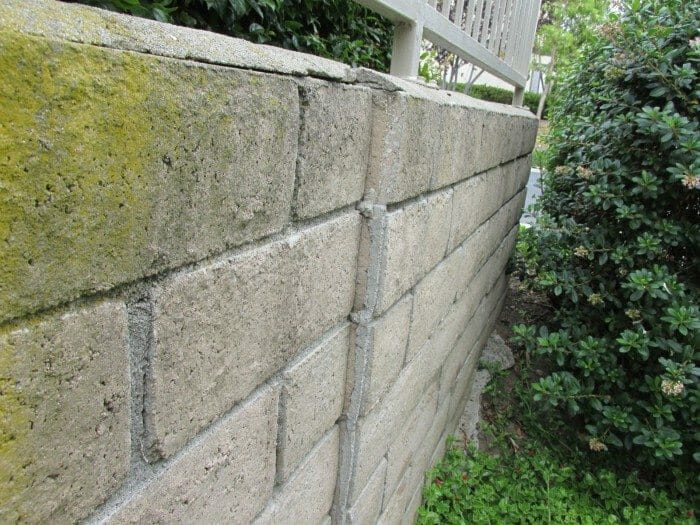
455, 194, 522, 288
278, 325, 349, 481
440, 274, 507, 401
255, 427, 339, 525
348, 458, 387, 525
378, 190, 452, 312
351, 346, 438, 501
423, 399, 451, 470
109, 385, 278, 524
0, 31, 298, 323
295, 80, 372, 218
478, 111, 519, 171
149, 213, 360, 458
448, 166, 508, 252
366, 92, 439, 204
385, 384, 437, 499
363, 295, 412, 415
402, 486, 423, 525
0, 302, 129, 523
406, 247, 464, 361
429, 106, 484, 190
0, 0, 353, 81
378, 466, 413, 525
519, 116, 540, 157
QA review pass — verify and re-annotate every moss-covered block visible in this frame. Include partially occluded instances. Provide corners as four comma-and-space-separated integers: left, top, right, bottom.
0, 301, 129, 523
0, 31, 299, 322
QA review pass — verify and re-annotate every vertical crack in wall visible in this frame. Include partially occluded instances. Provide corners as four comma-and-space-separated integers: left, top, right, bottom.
290, 82, 310, 221
334, 205, 388, 524
126, 291, 155, 472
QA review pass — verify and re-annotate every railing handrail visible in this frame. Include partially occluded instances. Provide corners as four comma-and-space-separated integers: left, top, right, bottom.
354, 0, 541, 105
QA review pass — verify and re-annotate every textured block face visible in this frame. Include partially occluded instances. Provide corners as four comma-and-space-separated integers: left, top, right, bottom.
378, 190, 452, 312
149, 213, 360, 458
449, 166, 504, 251
348, 459, 387, 524
368, 92, 454, 204
429, 106, 483, 190
363, 295, 412, 415
255, 427, 339, 525
295, 81, 372, 218
384, 384, 437, 499
0, 31, 298, 323
0, 302, 130, 524
407, 247, 465, 361
519, 116, 540, 156
109, 386, 278, 525
352, 345, 438, 501
278, 325, 349, 480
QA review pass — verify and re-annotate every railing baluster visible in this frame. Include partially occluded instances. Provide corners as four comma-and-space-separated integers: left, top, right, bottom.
470, 0, 485, 39
454, 0, 467, 29
491, 0, 506, 53
441, 0, 451, 18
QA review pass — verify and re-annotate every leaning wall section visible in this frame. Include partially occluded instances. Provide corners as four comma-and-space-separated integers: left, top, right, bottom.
0, 1, 538, 523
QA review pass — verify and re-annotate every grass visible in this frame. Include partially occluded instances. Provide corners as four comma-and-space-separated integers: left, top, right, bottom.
416, 278, 697, 525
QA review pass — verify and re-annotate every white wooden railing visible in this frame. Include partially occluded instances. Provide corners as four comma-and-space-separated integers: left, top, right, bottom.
354, 0, 541, 105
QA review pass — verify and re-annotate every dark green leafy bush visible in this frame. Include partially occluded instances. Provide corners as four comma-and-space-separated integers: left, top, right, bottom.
515, 0, 699, 471
68, 0, 393, 71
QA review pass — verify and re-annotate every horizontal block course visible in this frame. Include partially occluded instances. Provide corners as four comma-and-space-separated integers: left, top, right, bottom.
378, 190, 452, 313
148, 213, 360, 458
0, 301, 130, 523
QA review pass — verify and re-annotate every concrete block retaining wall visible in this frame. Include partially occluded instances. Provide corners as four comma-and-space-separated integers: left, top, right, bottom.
0, 1, 538, 522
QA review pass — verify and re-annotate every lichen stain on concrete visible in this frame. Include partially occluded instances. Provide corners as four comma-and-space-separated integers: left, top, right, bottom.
0, 330, 32, 520
0, 31, 165, 322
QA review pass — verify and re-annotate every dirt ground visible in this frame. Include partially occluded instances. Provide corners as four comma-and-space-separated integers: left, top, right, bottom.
468, 274, 552, 452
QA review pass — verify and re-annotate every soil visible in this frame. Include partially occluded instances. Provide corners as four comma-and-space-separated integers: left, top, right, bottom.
470, 274, 552, 453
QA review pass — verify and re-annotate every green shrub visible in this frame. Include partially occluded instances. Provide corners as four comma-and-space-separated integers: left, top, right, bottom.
68, 0, 393, 71
456, 83, 542, 115
515, 0, 699, 471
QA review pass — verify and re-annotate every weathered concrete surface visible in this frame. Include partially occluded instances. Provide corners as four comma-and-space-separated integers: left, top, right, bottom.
255, 427, 339, 525
0, 29, 298, 323
362, 295, 412, 415
0, 302, 129, 524
108, 386, 278, 524
377, 190, 452, 313
348, 459, 387, 524
278, 325, 349, 481
295, 80, 372, 218
148, 213, 360, 459
0, 0, 354, 81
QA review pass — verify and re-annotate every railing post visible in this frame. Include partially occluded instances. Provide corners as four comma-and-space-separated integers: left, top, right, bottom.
512, 85, 525, 106
390, 18, 424, 78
